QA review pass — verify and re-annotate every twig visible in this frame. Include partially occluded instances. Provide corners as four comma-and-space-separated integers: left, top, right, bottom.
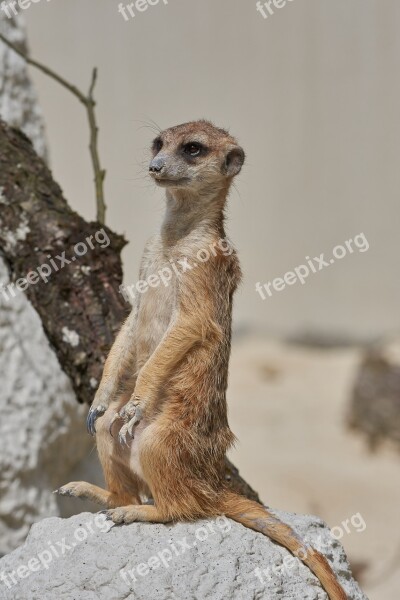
87, 68, 106, 224
0, 32, 107, 224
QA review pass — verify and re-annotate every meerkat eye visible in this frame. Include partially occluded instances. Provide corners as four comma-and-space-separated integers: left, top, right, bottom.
153, 137, 163, 153
183, 142, 203, 157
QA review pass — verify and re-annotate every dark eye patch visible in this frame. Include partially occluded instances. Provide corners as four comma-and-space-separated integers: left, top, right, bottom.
182, 142, 207, 157
152, 137, 163, 153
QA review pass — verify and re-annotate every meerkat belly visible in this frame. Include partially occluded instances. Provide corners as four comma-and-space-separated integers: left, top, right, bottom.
130, 272, 175, 482
129, 419, 147, 480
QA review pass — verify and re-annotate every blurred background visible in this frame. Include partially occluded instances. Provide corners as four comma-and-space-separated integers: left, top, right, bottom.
0, 1, 399, 599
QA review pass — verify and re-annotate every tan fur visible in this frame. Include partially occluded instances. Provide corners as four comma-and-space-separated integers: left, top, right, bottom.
56, 120, 347, 600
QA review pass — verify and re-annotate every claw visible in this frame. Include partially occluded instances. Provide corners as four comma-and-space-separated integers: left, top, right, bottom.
54, 486, 72, 497
97, 510, 116, 527
127, 421, 136, 438
127, 406, 143, 437
118, 423, 129, 446
98, 509, 113, 521
86, 405, 107, 436
86, 408, 95, 436
108, 412, 122, 437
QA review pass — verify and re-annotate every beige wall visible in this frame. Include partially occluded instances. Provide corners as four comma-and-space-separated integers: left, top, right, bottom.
24, 0, 400, 341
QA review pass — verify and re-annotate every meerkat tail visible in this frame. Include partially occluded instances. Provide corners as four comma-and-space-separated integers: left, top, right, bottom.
221, 492, 347, 600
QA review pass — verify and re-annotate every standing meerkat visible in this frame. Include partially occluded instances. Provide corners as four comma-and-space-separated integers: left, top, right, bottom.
56, 120, 347, 600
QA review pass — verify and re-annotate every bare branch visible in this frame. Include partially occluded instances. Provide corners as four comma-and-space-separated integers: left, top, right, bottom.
87, 68, 106, 224
0, 32, 107, 224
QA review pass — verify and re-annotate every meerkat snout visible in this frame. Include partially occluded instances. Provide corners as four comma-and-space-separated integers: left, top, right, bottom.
149, 156, 165, 174
148, 120, 245, 190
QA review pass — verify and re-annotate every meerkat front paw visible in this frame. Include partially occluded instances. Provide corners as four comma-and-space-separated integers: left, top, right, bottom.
108, 397, 144, 445
118, 398, 144, 445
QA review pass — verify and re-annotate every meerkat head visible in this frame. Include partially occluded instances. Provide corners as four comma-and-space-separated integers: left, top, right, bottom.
149, 120, 245, 195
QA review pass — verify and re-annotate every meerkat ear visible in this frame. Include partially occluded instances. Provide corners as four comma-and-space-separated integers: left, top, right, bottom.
223, 146, 245, 177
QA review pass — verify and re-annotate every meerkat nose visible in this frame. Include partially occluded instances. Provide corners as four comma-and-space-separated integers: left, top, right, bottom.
149, 156, 165, 173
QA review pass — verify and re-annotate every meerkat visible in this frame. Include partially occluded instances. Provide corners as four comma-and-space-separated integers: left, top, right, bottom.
55, 120, 347, 600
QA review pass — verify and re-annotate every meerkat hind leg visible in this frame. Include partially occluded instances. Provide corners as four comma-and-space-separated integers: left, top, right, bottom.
104, 504, 170, 525
54, 481, 111, 505
54, 481, 139, 508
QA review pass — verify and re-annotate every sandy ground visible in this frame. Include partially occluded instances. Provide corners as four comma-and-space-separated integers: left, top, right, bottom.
227, 336, 400, 600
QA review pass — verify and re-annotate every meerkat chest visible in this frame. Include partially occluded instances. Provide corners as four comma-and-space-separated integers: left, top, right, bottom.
135, 244, 177, 357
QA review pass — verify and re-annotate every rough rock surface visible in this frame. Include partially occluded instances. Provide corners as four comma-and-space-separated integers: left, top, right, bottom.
0, 510, 368, 600
0, 14, 96, 555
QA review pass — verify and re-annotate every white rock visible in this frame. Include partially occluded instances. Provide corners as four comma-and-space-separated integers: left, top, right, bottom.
0, 14, 47, 160
0, 510, 368, 599
0, 260, 93, 556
